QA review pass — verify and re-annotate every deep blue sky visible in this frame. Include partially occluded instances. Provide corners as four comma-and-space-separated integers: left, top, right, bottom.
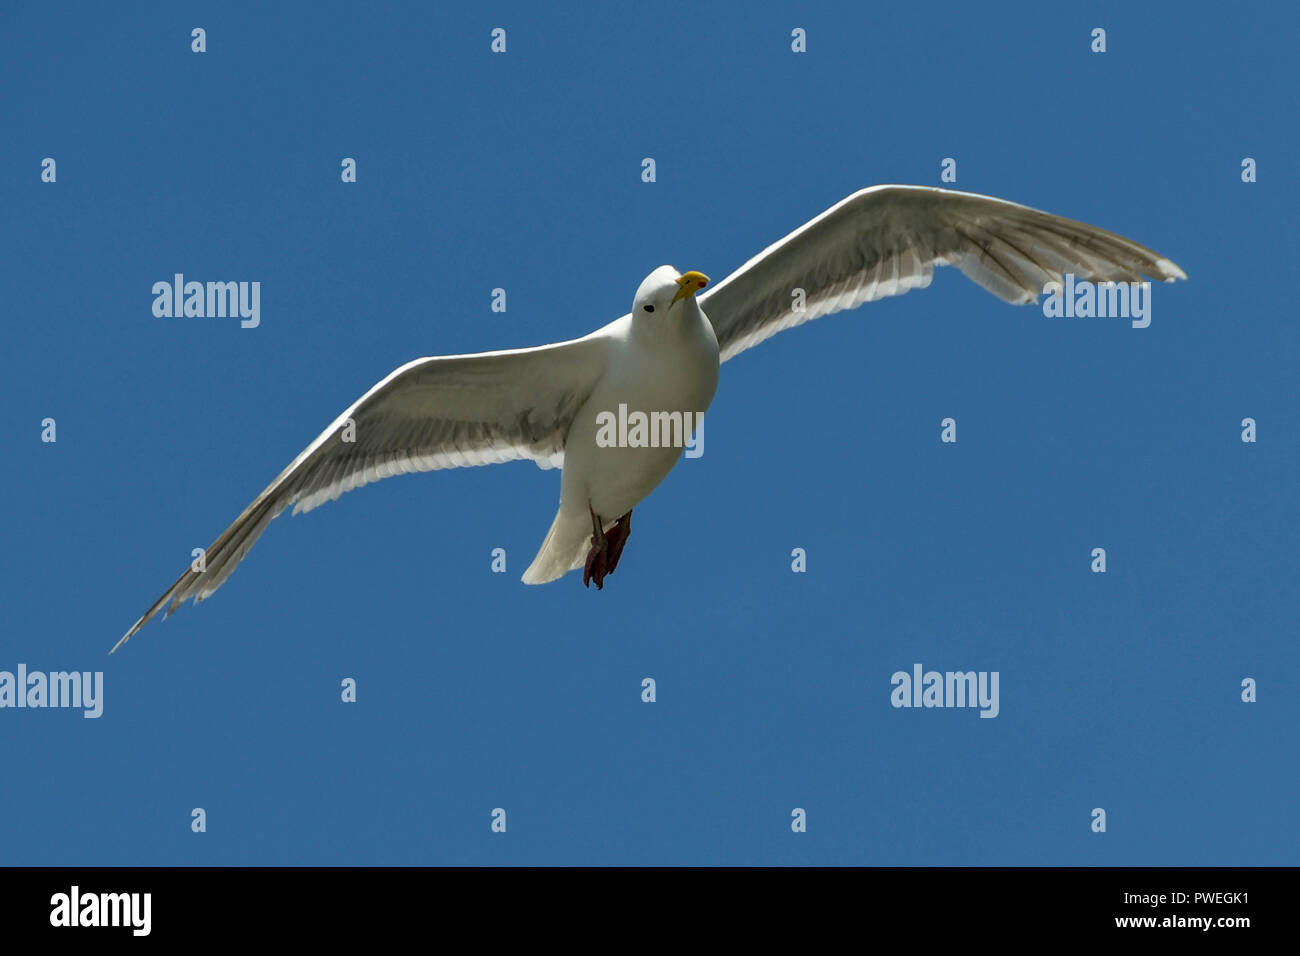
3, 1, 1296, 865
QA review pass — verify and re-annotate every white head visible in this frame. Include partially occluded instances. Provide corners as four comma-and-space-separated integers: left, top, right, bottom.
632, 265, 710, 318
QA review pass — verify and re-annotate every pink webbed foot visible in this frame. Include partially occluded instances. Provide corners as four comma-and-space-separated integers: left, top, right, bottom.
604, 511, 632, 576
583, 507, 633, 589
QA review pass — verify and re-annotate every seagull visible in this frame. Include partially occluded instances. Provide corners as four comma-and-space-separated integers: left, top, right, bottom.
113, 185, 1186, 651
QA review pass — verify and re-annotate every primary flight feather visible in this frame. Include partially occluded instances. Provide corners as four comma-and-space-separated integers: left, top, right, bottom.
114, 185, 1185, 652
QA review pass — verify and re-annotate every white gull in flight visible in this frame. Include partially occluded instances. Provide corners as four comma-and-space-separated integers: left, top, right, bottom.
114, 185, 1185, 651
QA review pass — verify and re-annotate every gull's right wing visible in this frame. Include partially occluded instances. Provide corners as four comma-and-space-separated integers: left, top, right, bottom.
700, 185, 1186, 362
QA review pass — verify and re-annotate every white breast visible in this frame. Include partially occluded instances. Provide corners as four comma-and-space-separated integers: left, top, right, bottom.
560, 302, 720, 518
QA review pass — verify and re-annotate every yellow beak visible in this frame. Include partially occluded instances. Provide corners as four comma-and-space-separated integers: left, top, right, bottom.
671, 270, 710, 304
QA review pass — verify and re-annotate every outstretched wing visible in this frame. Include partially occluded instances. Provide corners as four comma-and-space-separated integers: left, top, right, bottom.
699, 185, 1186, 362
114, 334, 609, 651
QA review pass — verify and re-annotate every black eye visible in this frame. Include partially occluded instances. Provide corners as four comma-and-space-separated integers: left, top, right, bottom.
643, 304, 655, 313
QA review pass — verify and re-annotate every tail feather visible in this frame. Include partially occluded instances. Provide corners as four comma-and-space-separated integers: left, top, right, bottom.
522, 509, 591, 585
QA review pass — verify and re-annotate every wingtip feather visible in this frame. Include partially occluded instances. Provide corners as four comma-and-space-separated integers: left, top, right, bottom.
1156, 257, 1188, 281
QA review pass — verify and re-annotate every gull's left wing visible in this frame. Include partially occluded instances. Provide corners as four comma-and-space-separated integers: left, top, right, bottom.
113, 334, 610, 652
699, 185, 1186, 362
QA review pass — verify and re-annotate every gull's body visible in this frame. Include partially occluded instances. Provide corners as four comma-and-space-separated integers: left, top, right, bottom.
524, 272, 720, 584
114, 185, 1185, 651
